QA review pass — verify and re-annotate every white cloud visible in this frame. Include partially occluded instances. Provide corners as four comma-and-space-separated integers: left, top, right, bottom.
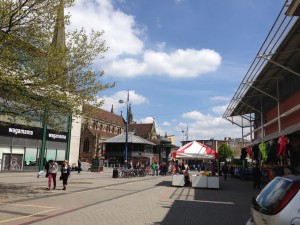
210, 96, 231, 102
182, 111, 207, 121
68, 0, 144, 60
138, 116, 155, 124
211, 104, 228, 115
68, 1, 222, 79
98, 90, 148, 112
162, 121, 171, 126
106, 49, 221, 78
165, 110, 245, 146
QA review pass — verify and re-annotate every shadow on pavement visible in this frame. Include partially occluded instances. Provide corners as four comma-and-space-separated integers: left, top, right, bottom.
155, 181, 172, 187
155, 177, 255, 225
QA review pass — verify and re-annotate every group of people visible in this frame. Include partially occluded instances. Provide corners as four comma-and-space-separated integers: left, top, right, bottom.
150, 162, 159, 176
45, 159, 71, 191
149, 162, 168, 176
252, 161, 293, 190
222, 160, 294, 190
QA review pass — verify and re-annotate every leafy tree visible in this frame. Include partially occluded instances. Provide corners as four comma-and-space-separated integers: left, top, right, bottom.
218, 143, 234, 162
0, 0, 114, 129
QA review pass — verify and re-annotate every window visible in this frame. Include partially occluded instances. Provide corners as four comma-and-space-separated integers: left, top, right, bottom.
24, 148, 37, 166
229, 142, 238, 147
56, 150, 65, 161
83, 138, 89, 152
46, 149, 56, 161
256, 177, 293, 211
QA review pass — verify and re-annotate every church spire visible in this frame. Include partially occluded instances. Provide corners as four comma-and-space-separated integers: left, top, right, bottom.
51, 0, 65, 48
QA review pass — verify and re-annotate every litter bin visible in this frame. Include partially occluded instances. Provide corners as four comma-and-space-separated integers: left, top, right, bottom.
112, 168, 119, 178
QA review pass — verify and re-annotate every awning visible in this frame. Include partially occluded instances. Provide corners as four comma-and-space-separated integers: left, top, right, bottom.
175, 141, 218, 160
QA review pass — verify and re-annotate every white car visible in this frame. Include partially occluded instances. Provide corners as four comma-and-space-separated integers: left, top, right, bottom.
72, 162, 91, 172
81, 162, 91, 172
246, 175, 300, 225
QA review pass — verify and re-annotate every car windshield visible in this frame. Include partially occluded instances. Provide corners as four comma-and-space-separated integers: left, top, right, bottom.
256, 177, 293, 210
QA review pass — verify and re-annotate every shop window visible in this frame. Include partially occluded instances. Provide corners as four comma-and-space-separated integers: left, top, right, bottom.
46, 149, 56, 161
24, 148, 38, 166
56, 149, 65, 161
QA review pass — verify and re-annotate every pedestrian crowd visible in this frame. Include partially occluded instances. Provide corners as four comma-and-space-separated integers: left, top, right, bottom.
43, 159, 72, 191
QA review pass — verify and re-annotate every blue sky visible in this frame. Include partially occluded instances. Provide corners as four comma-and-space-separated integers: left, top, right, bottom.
68, 0, 285, 146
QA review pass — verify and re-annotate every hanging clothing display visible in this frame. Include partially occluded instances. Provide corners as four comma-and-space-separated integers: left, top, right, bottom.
266, 139, 277, 162
267, 140, 274, 155
278, 135, 289, 157
246, 146, 252, 159
252, 144, 260, 161
259, 142, 268, 160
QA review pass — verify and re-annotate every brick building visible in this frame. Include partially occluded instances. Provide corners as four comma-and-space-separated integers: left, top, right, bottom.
79, 104, 125, 162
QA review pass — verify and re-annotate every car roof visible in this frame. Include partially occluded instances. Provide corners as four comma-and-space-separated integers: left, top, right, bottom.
282, 175, 300, 182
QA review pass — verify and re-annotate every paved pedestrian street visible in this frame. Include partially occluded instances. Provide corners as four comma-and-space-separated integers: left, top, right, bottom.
0, 169, 259, 225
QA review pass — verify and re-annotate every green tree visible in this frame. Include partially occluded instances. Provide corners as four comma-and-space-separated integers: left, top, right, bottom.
0, 0, 114, 129
218, 143, 234, 162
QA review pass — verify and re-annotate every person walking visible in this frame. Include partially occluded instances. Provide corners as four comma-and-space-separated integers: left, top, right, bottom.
150, 162, 156, 176
222, 162, 229, 181
77, 158, 82, 174
47, 160, 58, 190
252, 163, 262, 190
61, 161, 71, 190
160, 162, 167, 176
155, 162, 159, 176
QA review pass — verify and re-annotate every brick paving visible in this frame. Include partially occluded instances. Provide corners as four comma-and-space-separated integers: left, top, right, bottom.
0, 169, 259, 225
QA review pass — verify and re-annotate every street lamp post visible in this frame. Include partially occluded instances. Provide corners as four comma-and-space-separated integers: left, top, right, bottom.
119, 95, 129, 169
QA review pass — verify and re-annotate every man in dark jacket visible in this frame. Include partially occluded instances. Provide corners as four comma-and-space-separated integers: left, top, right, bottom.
222, 162, 229, 181
252, 163, 262, 190
77, 158, 82, 173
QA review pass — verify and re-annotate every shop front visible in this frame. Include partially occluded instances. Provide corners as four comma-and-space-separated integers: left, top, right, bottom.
0, 123, 69, 172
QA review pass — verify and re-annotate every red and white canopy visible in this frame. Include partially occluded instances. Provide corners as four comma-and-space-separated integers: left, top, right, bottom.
175, 141, 218, 160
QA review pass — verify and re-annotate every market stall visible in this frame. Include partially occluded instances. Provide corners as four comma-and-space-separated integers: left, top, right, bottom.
173, 141, 219, 189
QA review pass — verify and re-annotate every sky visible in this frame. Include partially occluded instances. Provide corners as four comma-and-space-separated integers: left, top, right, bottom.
67, 0, 285, 146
